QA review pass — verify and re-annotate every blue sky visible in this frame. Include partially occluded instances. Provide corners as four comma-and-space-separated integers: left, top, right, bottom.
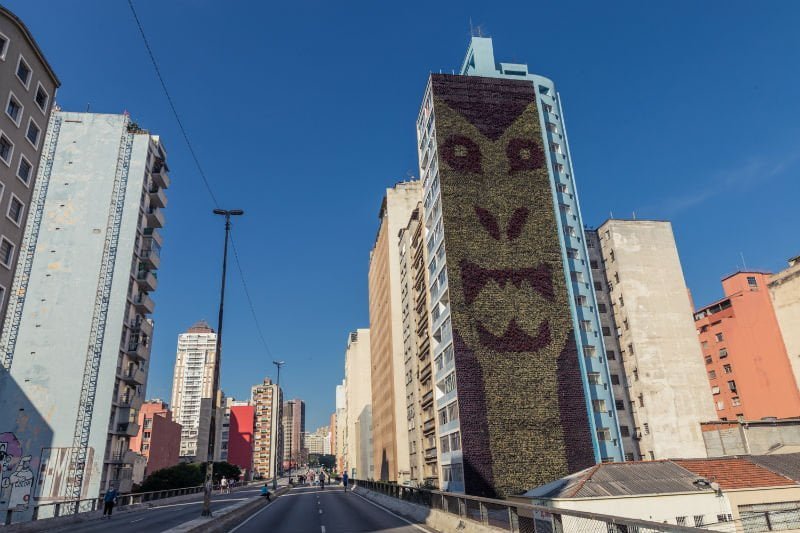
9, 1, 800, 431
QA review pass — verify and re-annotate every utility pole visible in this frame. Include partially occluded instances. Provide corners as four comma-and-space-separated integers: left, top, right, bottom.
272, 360, 285, 490
202, 208, 244, 517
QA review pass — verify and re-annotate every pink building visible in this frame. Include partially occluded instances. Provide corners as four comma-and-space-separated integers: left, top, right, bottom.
131, 400, 182, 478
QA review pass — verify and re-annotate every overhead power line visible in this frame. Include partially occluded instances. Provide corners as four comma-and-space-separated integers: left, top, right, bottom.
127, 0, 274, 360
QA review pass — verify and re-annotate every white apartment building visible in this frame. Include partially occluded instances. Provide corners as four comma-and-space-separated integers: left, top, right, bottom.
344, 329, 373, 478
170, 320, 217, 461
0, 112, 169, 520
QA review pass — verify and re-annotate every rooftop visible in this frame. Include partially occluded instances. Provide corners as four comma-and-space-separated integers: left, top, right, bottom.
187, 320, 215, 333
675, 457, 797, 489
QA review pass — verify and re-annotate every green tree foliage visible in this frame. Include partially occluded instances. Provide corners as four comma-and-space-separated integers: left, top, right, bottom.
138, 462, 242, 492
308, 454, 336, 470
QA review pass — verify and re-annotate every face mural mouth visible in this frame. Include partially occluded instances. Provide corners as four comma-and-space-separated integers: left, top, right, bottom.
460, 259, 556, 352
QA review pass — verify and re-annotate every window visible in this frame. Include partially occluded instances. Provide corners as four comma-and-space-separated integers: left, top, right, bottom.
575, 295, 588, 307
590, 260, 599, 269
16, 155, 32, 185
439, 435, 450, 453
550, 142, 561, 154
717, 400, 725, 410
35, 83, 49, 112
26, 118, 40, 148
580, 320, 592, 332
715, 332, 724, 342
5, 92, 22, 125
566, 247, 579, 259
610, 374, 620, 385
0, 133, 13, 164
602, 326, 611, 336
717, 514, 732, 523
623, 319, 629, 330
546, 122, 558, 133
143, 431, 151, 439
701, 341, 709, 348
596, 428, 611, 441
624, 453, 634, 461
705, 356, 712, 365
450, 431, 461, 451
587, 372, 602, 385
142, 443, 150, 451
711, 386, 720, 395
584, 345, 596, 357
7, 196, 23, 225
598, 303, 607, 314
615, 399, 625, 411
643, 423, 650, 435
728, 380, 737, 392
638, 393, 644, 407
719, 348, 728, 358
16, 56, 31, 88
0, 237, 14, 267
619, 295, 625, 307
633, 368, 639, 381
571, 271, 584, 283
732, 396, 741, 406
606, 348, 615, 360
676, 517, 686, 526
0, 33, 8, 60
592, 399, 607, 412
619, 425, 630, 437
693, 515, 705, 527
609, 250, 615, 262
723, 364, 732, 374
747, 276, 757, 288
594, 281, 603, 291
543, 103, 553, 113
708, 370, 716, 379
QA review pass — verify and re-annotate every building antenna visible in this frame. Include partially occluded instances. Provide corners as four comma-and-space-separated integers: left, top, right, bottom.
740, 252, 748, 271
632, 211, 637, 220
86, 103, 91, 112
610, 210, 614, 219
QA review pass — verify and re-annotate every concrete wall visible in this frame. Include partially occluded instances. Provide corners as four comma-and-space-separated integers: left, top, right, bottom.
769, 259, 800, 393
597, 220, 716, 459
702, 420, 800, 456
345, 328, 372, 478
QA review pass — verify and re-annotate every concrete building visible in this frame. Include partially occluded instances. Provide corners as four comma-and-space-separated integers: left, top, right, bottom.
369, 181, 420, 483
329, 413, 336, 460
413, 38, 617, 497
594, 220, 715, 460
701, 419, 800, 457
769, 255, 800, 393
399, 203, 439, 487
0, 112, 169, 518
695, 272, 800, 421
306, 426, 329, 456
335, 381, 345, 473
585, 230, 639, 460
282, 399, 305, 470
170, 320, 217, 461
130, 400, 181, 480
227, 404, 254, 481
0, 6, 60, 330
344, 329, 373, 479
251, 377, 281, 479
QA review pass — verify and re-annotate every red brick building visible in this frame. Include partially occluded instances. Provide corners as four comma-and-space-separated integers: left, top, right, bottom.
228, 405, 255, 480
131, 400, 181, 478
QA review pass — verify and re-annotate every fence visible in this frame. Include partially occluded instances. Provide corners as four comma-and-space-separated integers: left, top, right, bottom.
353, 479, 705, 533
3, 484, 207, 526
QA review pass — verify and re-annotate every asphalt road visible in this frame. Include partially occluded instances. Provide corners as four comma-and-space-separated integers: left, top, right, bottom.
228, 485, 436, 533
49, 485, 272, 533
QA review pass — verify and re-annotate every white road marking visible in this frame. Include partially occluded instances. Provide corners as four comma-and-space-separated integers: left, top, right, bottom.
227, 499, 278, 533
130, 517, 146, 523
352, 491, 431, 532
319, 508, 323, 514
152, 498, 247, 509
321, 527, 326, 533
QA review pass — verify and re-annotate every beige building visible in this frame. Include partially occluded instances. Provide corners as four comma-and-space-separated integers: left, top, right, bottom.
344, 329, 373, 478
769, 255, 800, 390
170, 320, 217, 461
335, 381, 346, 472
595, 220, 715, 459
251, 377, 282, 479
399, 202, 439, 487
368, 181, 420, 483
0, 6, 60, 330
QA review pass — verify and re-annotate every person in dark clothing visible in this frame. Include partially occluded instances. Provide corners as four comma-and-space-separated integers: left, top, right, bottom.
261, 483, 271, 502
102, 487, 118, 519
342, 472, 349, 492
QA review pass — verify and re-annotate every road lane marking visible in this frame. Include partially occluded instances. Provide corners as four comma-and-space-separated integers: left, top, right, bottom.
352, 491, 430, 532
227, 499, 280, 533
319, 508, 323, 514
321, 527, 326, 533
131, 517, 146, 523
152, 498, 247, 509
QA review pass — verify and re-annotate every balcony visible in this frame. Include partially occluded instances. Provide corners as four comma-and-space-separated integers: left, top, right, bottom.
146, 207, 165, 228
143, 227, 163, 247
106, 450, 138, 465
424, 447, 437, 461
132, 293, 155, 315
130, 317, 153, 338
149, 186, 167, 208
119, 366, 146, 386
421, 389, 434, 407
112, 422, 139, 437
126, 339, 149, 361
136, 270, 158, 292
152, 161, 170, 188
423, 418, 436, 434
140, 246, 160, 270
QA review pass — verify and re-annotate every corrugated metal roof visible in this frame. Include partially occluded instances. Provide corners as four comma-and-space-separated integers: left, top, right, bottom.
675, 458, 797, 489
748, 453, 800, 483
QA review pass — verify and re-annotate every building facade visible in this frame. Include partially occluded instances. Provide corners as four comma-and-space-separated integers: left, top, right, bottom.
694, 272, 800, 421
0, 6, 60, 330
344, 329, 373, 478
0, 112, 168, 519
170, 321, 217, 461
130, 400, 181, 479
769, 255, 800, 390
251, 377, 281, 479
335, 381, 345, 473
282, 399, 305, 470
399, 203, 439, 487
368, 182, 420, 483
227, 404, 255, 480
595, 219, 715, 459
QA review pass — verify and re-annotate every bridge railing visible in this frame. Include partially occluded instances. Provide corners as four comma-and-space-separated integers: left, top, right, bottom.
353, 479, 709, 532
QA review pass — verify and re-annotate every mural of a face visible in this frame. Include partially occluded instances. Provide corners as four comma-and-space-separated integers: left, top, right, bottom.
430, 75, 594, 498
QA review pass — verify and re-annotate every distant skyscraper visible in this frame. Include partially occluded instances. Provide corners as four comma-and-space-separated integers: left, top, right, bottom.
171, 321, 217, 461
769, 255, 800, 389
368, 182, 420, 483
251, 377, 282, 479
595, 220, 715, 459
695, 271, 800, 420
0, 112, 169, 516
282, 399, 305, 469
0, 5, 60, 331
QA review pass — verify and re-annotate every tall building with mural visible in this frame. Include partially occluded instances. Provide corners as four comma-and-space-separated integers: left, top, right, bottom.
414, 37, 621, 497
0, 111, 168, 520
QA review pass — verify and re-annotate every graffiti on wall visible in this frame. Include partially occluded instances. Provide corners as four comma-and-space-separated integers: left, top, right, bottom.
0, 432, 35, 511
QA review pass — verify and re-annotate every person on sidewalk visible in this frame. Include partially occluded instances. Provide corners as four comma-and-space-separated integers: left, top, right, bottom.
102, 486, 118, 519
221, 476, 229, 494
342, 471, 349, 492
260, 483, 271, 502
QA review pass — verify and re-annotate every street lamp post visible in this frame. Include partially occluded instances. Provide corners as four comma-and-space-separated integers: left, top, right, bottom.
272, 360, 285, 490
201, 208, 244, 517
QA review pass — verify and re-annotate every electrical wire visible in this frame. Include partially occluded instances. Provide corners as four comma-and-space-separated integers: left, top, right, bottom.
230, 230, 275, 359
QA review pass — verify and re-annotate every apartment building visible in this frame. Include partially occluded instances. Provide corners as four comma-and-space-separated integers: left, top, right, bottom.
769, 255, 800, 389
694, 272, 800, 420
344, 329, 373, 478
282, 399, 305, 470
130, 400, 181, 479
335, 381, 345, 473
399, 203, 439, 487
227, 403, 255, 480
0, 6, 60, 330
368, 181, 420, 483
170, 320, 217, 461
251, 377, 281, 479
0, 112, 169, 518
594, 219, 715, 459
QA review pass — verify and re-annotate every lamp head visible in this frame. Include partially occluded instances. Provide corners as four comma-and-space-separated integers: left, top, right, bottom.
230, 209, 244, 216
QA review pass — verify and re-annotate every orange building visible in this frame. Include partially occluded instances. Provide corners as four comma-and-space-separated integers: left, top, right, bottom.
694, 272, 800, 421
130, 400, 182, 478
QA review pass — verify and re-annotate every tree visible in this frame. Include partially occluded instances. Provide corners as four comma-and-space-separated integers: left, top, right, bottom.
138, 461, 242, 493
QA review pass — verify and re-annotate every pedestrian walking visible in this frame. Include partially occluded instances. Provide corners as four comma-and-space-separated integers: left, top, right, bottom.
102, 486, 118, 519
342, 471, 349, 492
221, 476, 229, 494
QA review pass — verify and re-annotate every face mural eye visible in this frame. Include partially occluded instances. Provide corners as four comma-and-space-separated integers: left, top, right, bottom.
441, 135, 482, 173
506, 138, 544, 172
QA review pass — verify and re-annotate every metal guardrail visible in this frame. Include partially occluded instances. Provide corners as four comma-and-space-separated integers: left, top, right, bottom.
3, 484, 209, 526
353, 479, 705, 532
